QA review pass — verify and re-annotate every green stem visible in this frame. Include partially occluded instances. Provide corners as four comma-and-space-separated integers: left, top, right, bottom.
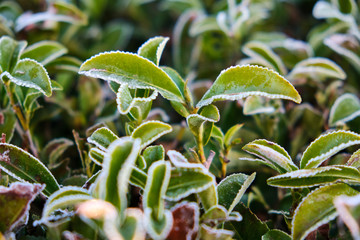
4, 82, 38, 157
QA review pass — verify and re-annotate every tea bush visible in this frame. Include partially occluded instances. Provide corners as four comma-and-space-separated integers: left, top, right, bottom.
2, 0, 360, 239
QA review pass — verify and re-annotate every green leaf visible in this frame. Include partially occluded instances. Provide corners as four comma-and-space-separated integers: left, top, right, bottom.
0, 143, 60, 196
267, 165, 360, 188
218, 173, 256, 212
324, 34, 360, 72
243, 96, 276, 115
131, 121, 172, 148
243, 139, 298, 173
88, 148, 105, 166
348, 149, 360, 168
288, 57, 346, 81
242, 41, 287, 75
224, 124, 243, 148
300, 130, 360, 169
201, 205, 242, 223
87, 127, 118, 151
329, 93, 360, 126
187, 105, 220, 145
166, 167, 215, 201
0, 183, 43, 232
21, 41, 67, 65
143, 145, 165, 171
39, 186, 91, 225
4, 59, 52, 97
41, 138, 73, 166
0, 36, 26, 73
79, 51, 185, 103
196, 65, 301, 108
116, 84, 157, 121
331, 0, 358, 15
198, 183, 218, 210
143, 161, 173, 240
100, 138, 140, 216
130, 166, 147, 189
0, 109, 16, 143
262, 230, 291, 240
292, 183, 358, 240
211, 125, 224, 148
120, 208, 146, 240
225, 203, 269, 240
199, 224, 234, 240
137, 36, 169, 66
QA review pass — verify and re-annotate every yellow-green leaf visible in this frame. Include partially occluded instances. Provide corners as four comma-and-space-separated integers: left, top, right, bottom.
131, 121, 172, 148
329, 93, 360, 126
137, 36, 169, 66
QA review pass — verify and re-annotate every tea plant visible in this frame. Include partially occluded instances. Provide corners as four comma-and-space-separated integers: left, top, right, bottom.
3, 0, 360, 239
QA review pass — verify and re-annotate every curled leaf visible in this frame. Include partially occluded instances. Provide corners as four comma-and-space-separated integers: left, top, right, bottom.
137, 36, 169, 66
131, 121, 172, 148
87, 127, 118, 151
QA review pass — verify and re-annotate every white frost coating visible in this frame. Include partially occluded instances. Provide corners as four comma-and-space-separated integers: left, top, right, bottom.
245, 140, 297, 171
301, 130, 360, 168
88, 148, 105, 166
200, 223, 234, 238
313, 1, 352, 22
334, 194, 360, 240
305, 141, 360, 169
291, 185, 341, 240
238, 157, 282, 172
87, 127, 119, 151
137, 37, 169, 66
329, 93, 360, 126
79, 51, 184, 103
196, 64, 301, 108
124, 208, 146, 240
324, 34, 360, 70
116, 83, 158, 114
167, 150, 205, 169
239, 57, 276, 71
40, 194, 93, 224
131, 120, 172, 149
0, 143, 60, 189
148, 108, 171, 122
170, 202, 200, 240
228, 172, 256, 213
165, 179, 214, 201
1, 60, 52, 97
144, 208, 173, 240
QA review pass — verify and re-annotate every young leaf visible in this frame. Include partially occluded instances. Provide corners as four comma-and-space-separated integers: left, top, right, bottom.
88, 148, 105, 166
292, 183, 358, 240
196, 65, 301, 108
218, 172, 256, 212
300, 130, 360, 169
329, 93, 360, 126
199, 224, 234, 240
21, 41, 67, 65
143, 161, 173, 240
137, 36, 169, 66
0, 109, 16, 143
39, 186, 91, 225
0, 143, 60, 196
242, 41, 287, 75
3, 58, 52, 97
201, 205, 242, 224
131, 121, 172, 148
348, 149, 360, 169
116, 84, 158, 119
168, 202, 199, 240
41, 138, 73, 166
198, 183, 218, 210
224, 124, 243, 148
243, 96, 276, 115
288, 57, 346, 81
267, 165, 360, 188
243, 139, 298, 173
166, 167, 215, 201
0, 183, 43, 232
100, 138, 140, 215
130, 166, 147, 189
79, 51, 185, 103
143, 145, 165, 171
87, 127, 118, 151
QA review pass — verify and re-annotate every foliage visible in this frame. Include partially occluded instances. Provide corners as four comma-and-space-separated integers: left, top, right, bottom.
2, 0, 360, 239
